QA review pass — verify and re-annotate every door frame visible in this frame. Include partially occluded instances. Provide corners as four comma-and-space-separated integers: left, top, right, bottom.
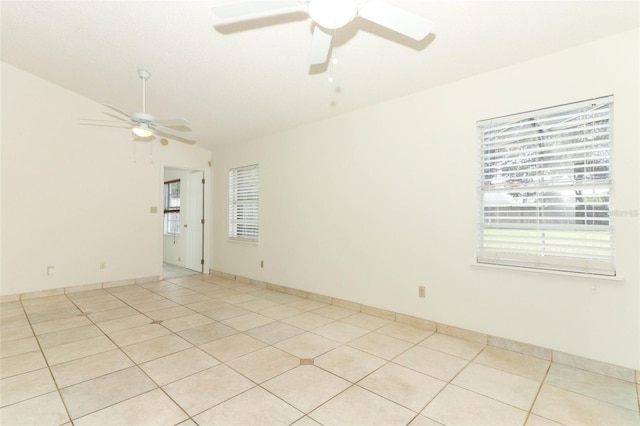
160, 164, 211, 279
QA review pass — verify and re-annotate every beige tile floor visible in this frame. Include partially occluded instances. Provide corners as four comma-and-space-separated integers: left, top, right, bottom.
1, 274, 639, 426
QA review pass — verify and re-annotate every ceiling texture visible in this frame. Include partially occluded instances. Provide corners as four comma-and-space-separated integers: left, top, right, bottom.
1, 1, 639, 150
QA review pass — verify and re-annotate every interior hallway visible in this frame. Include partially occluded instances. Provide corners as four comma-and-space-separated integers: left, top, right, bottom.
163, 263, 199, 280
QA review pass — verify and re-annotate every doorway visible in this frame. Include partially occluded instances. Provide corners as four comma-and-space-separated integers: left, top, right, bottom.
162, 167, 206, 279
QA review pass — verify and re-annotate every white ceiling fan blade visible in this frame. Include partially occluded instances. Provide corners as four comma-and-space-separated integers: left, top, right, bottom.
80, 118, 125, 123
101, 112, 133, 123
358, 0, 433, 40
79, 123, 131, 129
309, 25, 332, 65
154, 118, 192, 129
152, 125, 197, 145
103, 104, 132, 119
213, 1, 305, 24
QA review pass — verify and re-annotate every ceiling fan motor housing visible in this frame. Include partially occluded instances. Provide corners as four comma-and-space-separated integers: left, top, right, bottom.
132, 111, 155, 123
309, 0, 358, 29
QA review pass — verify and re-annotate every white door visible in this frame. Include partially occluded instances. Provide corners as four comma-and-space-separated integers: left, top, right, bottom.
183, 171, 204, 272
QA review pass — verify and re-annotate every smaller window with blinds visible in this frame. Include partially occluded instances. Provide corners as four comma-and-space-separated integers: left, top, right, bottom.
229, 164, 259, 242
164, 179, 181, 235
477, 96, 614, 276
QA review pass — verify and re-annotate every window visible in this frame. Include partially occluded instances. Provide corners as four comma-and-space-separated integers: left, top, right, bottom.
164, 179, 181, 235
477, 96, 614, 276
229, 164, 259, 241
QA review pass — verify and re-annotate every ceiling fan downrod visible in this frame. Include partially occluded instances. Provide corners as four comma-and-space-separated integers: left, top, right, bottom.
138, 69, 151, 113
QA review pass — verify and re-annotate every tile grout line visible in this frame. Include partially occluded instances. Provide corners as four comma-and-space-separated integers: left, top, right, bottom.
520, 356, 552, 425
64, 291, 149, 423
395, 332, 477, 424
152, 275, 322, 423
65, 281, 218, 425
283, 325, 465, 424
221, 270, 639, 384
168, 282, 375, 423
19, 294, 76, 425
100, 284, 207, 410
10, 279, 329, 423
64, 290, 195, 424
389, 334, 547, 424
7, 285, 433, 425
350, 332, 439, 424
6, 275, 638, 425
11, 272, 640, 384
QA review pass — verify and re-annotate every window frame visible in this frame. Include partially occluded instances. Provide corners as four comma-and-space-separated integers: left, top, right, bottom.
164, 179, 181, 236
477, 96, 615, 276
229, 164, 260, 242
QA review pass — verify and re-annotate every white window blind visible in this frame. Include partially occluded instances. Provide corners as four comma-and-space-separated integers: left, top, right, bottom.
477, 96, 614, 276
229, 164, 259, 241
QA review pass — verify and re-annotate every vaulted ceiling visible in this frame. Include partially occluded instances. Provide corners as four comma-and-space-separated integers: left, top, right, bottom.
2, 1, 638, 150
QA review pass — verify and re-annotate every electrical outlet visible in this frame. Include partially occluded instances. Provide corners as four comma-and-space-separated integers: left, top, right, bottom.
99, 261, 106, 269
418, 286, 426, 298
47, 266, 55, 276
260, 260, 264, 268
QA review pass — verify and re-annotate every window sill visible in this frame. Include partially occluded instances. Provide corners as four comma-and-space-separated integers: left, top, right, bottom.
228, 238, 259, 245
471, 262, 624, 281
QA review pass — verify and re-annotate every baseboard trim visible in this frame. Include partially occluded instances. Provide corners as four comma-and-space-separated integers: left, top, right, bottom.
209, 268, 638, 383
2, 270, 636, 383
0, 276, 160, 303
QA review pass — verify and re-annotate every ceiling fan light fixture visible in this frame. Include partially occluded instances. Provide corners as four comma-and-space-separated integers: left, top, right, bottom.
309, 0, 357, 30
132, 124, 153, 138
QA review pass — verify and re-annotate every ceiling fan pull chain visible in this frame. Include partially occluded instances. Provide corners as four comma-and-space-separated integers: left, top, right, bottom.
328, 27, 337, 84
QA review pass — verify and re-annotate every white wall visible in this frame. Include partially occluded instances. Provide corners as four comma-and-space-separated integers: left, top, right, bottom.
0, 62, 212, 296
211, 29, 640, 369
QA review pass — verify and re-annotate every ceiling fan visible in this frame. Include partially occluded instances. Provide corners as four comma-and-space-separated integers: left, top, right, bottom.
212, 0, 434, 65
83, 69, 196, 145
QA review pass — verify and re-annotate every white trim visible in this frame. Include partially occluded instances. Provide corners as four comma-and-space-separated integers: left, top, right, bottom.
471, 261, 624, 281
161, 163, 212, 279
